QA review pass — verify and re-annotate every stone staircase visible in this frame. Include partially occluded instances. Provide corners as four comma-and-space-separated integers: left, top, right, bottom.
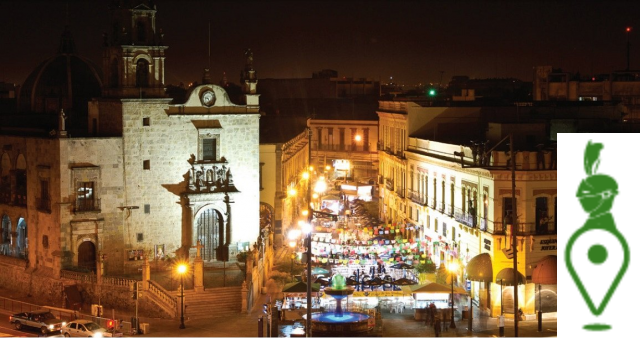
180, 286, 243, 319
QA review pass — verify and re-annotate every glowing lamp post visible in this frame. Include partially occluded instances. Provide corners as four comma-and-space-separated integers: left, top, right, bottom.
449, 261, 459, 329
177, 263, 187, 329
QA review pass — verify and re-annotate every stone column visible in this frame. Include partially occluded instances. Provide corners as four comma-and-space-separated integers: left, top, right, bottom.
194, 256, 204, 292
241, 281, 248, 313
246, 253, 254, 283
141, 255, 150, 291
193, 240, 205, 292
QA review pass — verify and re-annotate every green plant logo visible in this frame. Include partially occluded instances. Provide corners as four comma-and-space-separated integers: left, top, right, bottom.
565, 141, 630, 331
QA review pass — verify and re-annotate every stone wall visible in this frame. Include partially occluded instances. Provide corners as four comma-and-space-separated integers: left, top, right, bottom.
0, 259, 65, 306
0, 259, 170, 318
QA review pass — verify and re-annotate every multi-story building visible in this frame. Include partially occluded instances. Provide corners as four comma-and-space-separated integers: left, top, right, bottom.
0, 1, 261, 303
309, 118, 379, 182
533, 65, 640, 122
377, 100, 557, 317
259, 116, 309, 247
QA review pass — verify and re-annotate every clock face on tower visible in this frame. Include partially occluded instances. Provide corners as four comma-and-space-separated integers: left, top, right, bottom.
201, 90, 216, 107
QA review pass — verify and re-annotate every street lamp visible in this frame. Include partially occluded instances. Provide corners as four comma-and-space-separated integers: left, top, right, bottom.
177, 263, 187, 329
449, 262, 458, 329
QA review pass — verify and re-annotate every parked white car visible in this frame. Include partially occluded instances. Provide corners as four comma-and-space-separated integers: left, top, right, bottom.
61, 319, 112, 337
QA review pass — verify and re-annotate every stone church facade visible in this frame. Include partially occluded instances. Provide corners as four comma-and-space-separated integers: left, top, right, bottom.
0, 0, 260, 287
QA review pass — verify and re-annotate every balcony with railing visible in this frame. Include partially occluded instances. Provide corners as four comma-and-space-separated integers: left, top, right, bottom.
491, 222, 505, 234
396, 188, 405, 198
489, 221, 556, 235
0, 189, 10, 204
75, 198, 101, 213
428, 198, 436, 209
454, 207, 476, 228
480, 218, 487, 232
517, 222, 557, 235
188, 162, 239, 193
409, 191, 424, 205
385, 178, 394, 191
437, 201, 445, 213
13, 194, 26, 206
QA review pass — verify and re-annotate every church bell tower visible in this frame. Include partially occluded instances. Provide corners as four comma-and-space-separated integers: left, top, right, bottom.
103, 0, 167, 98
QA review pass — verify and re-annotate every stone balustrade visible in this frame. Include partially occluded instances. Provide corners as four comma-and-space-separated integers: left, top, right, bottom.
147, 280, 178, 316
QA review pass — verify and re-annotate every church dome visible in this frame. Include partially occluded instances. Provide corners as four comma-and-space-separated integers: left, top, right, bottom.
18, 26, 102, 119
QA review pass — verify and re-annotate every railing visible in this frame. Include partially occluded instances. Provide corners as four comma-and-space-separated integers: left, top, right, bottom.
454, 207, 476, 228
409, 191, 422, 205
188, 161, 238, 193
0, 190, 10, 204
396, 188, 404, 198
103, 276, 138, 287
429, 198, 436, 209
75, 198, 101, 213
147, 280, 178, 317
0, 296, 40, 314
517, 222, 557, 235
480, 218, 487, 232
490, 222, 556, 235
491, 222, 505, 234
385, 179, 394, 191
437, 202, 445, 213
61, 269, 97, 283
1, 296, 134, 335
13, 194, 26, 206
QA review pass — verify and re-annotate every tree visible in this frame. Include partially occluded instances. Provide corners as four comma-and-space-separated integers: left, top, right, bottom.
435, 263, 449, 285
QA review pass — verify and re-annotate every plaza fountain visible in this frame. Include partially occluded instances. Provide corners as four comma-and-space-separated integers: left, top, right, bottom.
306, 274, 371, 336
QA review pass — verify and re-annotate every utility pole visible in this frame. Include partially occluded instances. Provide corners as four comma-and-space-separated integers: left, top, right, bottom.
305, 126, 313, 337
511, 133, 518, 337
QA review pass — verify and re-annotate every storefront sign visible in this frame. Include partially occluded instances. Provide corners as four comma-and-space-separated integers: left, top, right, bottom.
484, 238, 491, 251
540, 238, 557, 251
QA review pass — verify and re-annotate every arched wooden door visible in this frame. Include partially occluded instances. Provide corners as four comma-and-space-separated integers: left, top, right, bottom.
78, 241, 96, 272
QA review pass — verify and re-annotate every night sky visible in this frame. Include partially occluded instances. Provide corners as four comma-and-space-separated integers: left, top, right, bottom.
1, 0, 639, 88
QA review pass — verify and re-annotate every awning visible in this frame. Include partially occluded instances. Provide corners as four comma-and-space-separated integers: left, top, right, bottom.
532, 255, 557, 284
495, 268, 525, 286
466, 253, 493, 283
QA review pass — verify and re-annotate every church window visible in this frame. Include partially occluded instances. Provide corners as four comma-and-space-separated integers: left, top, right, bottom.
144, 204, 150, 214
143, 117, 150, 126
143, 160, 150, 170
137, 233, 144, 242
136, 59, 149, 88
136, 21, 146, 43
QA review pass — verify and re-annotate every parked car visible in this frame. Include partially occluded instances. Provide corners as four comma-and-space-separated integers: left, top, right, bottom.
9, 309, 66, 335
61, 319, 113, 337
